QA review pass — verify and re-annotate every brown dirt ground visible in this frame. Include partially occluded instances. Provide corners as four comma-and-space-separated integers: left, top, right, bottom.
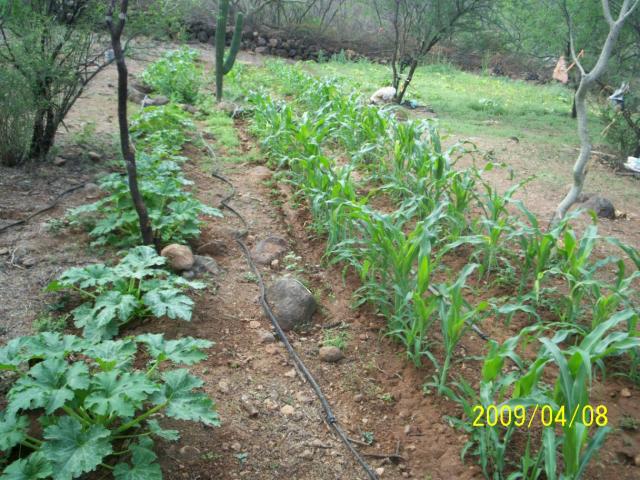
1, 43, 640, 480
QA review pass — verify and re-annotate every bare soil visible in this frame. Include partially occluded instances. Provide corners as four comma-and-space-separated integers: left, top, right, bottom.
1, 44, 640, 479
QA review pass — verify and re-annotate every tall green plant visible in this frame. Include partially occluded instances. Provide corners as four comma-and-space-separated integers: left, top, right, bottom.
215, 0, 243, 101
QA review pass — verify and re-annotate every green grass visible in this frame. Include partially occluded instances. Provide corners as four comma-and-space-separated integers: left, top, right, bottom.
308, 60, 600, 146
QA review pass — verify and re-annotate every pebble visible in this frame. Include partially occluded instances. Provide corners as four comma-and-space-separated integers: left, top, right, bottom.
249, 320, 261, 329
319, 346, 344, 363
284, 368, 297, 378
265, 344, 279, 355
179, 445, 201, 461
87, 151, 101, 162
0, 248, 8, 255
353, 394, 364, 402
53, 157, 66, 166
375, 467, 385, 476
270, 259, 280, 270
299, 449, 314, 460
218, 379, 230, 393
231, 442, 242, 452
259, 331, 276, 344
621, 387, 632, 398
635, 453, 640, 466
296, 391, 313, 404
280, 405, 295, 416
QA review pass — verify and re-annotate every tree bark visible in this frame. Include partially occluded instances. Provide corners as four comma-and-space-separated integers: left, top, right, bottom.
107, 0, 155, 247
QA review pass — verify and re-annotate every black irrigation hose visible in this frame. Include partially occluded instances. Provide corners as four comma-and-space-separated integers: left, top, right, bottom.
211, 172, 379, 480
0, 183, 86, 235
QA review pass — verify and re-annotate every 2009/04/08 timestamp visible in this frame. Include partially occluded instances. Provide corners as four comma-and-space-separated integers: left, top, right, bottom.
471, 404, 608, 429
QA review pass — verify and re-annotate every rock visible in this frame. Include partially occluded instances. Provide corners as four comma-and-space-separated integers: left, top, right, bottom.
53, 157, 66, 166
258, 330, 276, 344
268, 38, 279, 48
635, 453, 640, 467
0, 248, 8, 255
251, 235, 289, 265
87, 151, 101, 162
249, 320, 261, 329
161, 244, 195, 271
191, 254, 221, 276
375, 467, 385, 476
579, 195, 616, 219
84, 183, 101, 200
127, 86, 146, 104
266, 276, 316, 330
284, 368, 296, 378
299, 449, 313, 460
255, 46, 268, 54
621, 387, 632, 398
249, 165, 272, 181
280, 405, 295, 416
197, 239, 229, 257
270, 259, 280, 270
179, 445, 201, 462
257, 36, 267, 46
319, 346, 344, 363
353, 394, 364, 402
231, 441, 242, 452
130, 79, 154, 94
181, 104, 198, 114
218, 379, 230, 393
296, 391, 313, 404
143, 95, 170, 107
217, 100, 239, 117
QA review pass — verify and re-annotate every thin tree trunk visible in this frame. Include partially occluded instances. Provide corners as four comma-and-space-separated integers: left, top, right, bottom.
397, 59, 418, 103
107, 0, 155, 247
553, 0, 639, 222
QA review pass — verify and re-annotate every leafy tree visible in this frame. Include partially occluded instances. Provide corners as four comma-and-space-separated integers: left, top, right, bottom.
373, 0, 492, 103
0, 1, 112, 164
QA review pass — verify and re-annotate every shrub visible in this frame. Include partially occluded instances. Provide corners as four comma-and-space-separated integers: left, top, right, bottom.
0, 332, 218, 479
599, 92, 640, 161
0, 67, 34, 166
141, 48, 203, 104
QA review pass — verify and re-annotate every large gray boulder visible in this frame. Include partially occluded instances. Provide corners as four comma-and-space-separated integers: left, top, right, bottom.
578, 194, 616, 219
266, 276, 316, 331
251, 235, 288, 265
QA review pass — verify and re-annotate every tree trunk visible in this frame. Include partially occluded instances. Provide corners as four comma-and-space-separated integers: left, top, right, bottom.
396, 59, 418, 103
108, 0, 155, 247
553, 0, 637, 222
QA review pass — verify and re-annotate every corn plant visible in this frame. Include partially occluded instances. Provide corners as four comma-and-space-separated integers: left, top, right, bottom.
0, 332, 218, 480
47, 246, 204, 340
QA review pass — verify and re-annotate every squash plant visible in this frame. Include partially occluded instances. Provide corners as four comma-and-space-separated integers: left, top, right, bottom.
47, 246, 204, 340
0, 332, 218, 480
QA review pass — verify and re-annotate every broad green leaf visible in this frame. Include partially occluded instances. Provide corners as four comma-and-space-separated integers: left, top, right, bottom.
137, 333, 213, 364
41, 416, 112, 480
9, 359, 89, 414
83, 339, 138, 370
0, 412, 29, 451
0, 337, 26, 370
113, 437, 162, 480
146, 419, 180, 441
93, 291, 139, 325
21, 333, 86, 360
115, 246, 166, 279
142, 289, 194, 320
0, 452, 52, 480
153, 369, 220, 426
53, 264, 115, 289
86, 370, 160, 417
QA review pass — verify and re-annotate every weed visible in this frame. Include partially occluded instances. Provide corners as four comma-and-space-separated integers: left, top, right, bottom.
322, 330, 350, 350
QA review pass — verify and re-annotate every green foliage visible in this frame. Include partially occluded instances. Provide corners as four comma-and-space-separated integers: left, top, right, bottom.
47, 246, 204, 340
0, 332, 218, 480
68, 104, 222, 247
322, 329, 350, 350
141, 48, 202, 104
215, 0, 244, 101
0, 66, 33, 166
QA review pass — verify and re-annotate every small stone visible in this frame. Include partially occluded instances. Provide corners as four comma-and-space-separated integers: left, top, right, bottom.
319, 346, 344, 363
182, 104, 198, 114
296, 391, 313, 404
84, 182, 101, 200
249, 165, 272, 181
353, 394, 364, 402
251, 236, 289, 265
270, 259, 280, 270
21, 256, 37, 268
143, 95, 169, 107
404, 425, 411, 435
218, 379, 230, 393
375, 467, 385, 476
161, 244, 194, 271
87, 151, 101, 162
53, 157, 66, 166
284, 369, 296, 378
0, 248, 8, 255
231, 442, 242, 452
179, 445, 201, 461
621, 388, 632, 398
127, 86, 146, 103
299, 449, 313, 460
265, 344, 279, 355
634, 453, 640, 466
259, 331, 276, 344
280, 405, 295, 416
249, 321, 261, 329
192, 255, 221, 276
241, 399, 259, 418
255, 46, 268, 54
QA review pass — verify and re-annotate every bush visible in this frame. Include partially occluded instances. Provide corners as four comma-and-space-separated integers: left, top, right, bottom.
0, 67, 34, 166
599, 93, 640, 160
141, 48, 203, 104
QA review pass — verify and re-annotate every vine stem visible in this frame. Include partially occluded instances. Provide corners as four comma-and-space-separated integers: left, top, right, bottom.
63, 405, 90, 426
115, 402, 167, 434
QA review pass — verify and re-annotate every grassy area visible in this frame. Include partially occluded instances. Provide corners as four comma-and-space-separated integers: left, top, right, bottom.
310, 60, 599, 146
